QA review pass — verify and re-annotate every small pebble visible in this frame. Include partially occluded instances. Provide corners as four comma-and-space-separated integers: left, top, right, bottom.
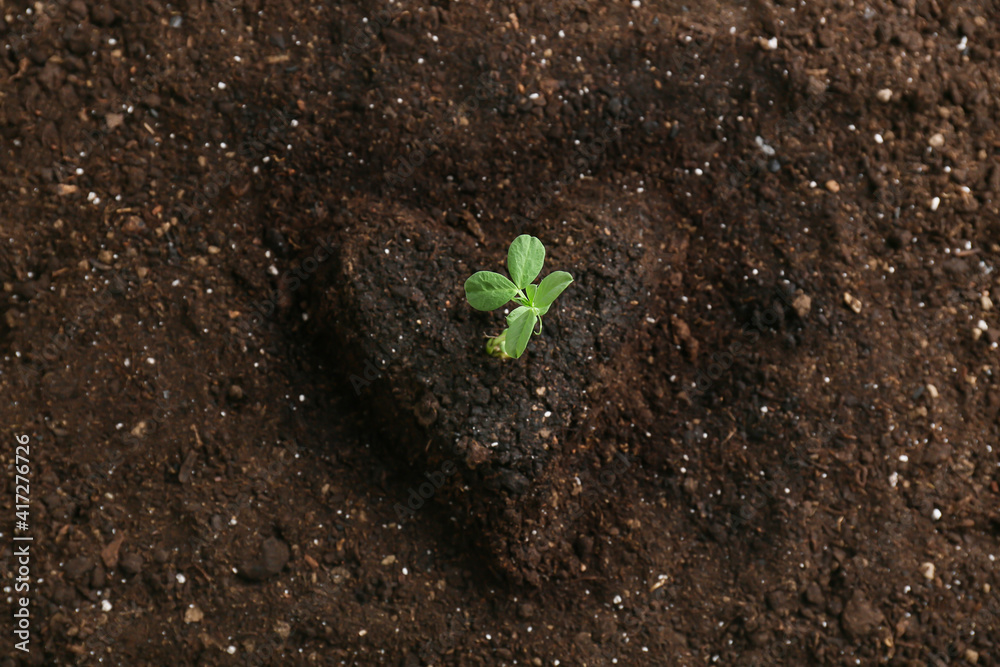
843, 292, 862, 314
926, 384, 939, 399
792, 293, 812, 319
876, 88, 893, 102
929, 196, 941, 211
929, 133, 945, 148
825, 180, 840, 193
184, 605, 204, 624
919, 562, 935, 580
981, 294, 993, 311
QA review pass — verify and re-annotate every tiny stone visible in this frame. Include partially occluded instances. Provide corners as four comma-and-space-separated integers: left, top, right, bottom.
825, 180, 840, 193
792, 293, 812, 319
929, 196, 941, 211
381, 555, 397, 566
876, 88, 892, 102
965, 649, 979, 664
929, 133, 945, 148
981, 295, 993, 311
184, 605, 204, 624
843, 292, 862, 314
919, 562, 935, 580
926, 384, 939, 399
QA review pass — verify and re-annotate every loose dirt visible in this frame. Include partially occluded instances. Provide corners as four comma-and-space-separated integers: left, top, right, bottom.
2, 0, 999, 665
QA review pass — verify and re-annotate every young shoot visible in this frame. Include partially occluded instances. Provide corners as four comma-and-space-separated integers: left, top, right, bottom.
464, 234, 574, 359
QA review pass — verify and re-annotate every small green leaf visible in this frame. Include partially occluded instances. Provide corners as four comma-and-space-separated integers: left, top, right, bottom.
524, 284, 537, 304
503, 306, 538, 358
507, 235, 545, 289
465, 271, 518, 311
533, 270, 573, 314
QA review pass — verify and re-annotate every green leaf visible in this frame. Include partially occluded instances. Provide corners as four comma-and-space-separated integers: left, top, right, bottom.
507, 235, 545, 289
503, 306, 538, 358
533, 270, 573, 314
465, 271, 518, 311
524, 284, 537, 304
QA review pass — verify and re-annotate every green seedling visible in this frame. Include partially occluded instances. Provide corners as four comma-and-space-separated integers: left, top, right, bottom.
464, 234, 573, 359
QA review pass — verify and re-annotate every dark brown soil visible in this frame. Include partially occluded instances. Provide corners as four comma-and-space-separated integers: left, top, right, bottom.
2, 0, 999, 665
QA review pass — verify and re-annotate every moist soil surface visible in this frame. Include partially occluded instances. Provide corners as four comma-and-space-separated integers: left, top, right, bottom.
2, 0, 1000, 665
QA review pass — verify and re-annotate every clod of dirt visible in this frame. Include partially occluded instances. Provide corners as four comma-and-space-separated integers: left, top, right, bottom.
804, 581, 825, 607
238, 537, 291, 581
311, 198, 659, 582
100, 533, 126, 568
839, 590, 884, 639
90, 4, 116, 26
91, 566, 106, 590
120, 552, 144, 576
63, 556, 93, 581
